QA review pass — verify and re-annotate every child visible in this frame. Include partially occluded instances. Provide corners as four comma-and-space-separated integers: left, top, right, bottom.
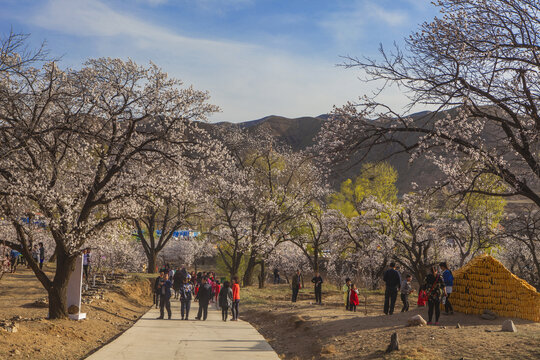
349, 284, 359, 312
400, 274, 414, 312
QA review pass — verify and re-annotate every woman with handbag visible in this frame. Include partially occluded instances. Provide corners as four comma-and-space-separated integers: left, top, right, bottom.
423, 265, 446, 325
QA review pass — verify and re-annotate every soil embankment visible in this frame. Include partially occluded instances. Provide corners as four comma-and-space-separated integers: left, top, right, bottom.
0, 267, 153, 359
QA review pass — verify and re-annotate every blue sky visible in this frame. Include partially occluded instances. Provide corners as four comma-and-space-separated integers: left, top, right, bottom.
0, 0, 437, 122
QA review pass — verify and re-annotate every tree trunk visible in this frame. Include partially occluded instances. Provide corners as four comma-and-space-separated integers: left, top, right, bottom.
47, 248, 77, 319
48, 284, 68, 319
258, 261, 266, 289
147, 251, 158, 273
243, 253, 257, 287
228, 255, 242, 282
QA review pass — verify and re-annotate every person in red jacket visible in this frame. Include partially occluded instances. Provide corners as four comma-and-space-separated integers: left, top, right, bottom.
417, 286, 428, 307
231, 276, 240, 321
214, 280, 221, 307
349, 284, 360, 312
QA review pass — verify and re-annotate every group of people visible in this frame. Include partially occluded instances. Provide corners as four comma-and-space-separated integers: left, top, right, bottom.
342, 278, 361, 312
287, 261, 454, 325
1, 243, 46, 274
290, 269, 324, 305
382, 261, 454, 325
153, 266, 240, 322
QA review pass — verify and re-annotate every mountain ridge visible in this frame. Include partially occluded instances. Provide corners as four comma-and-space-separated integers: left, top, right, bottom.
207, 112, 443, 193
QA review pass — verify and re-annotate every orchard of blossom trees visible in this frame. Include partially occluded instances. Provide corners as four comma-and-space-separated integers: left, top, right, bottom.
0, 31, 227, 318
316, 0, 540, 288
2, 0, 540, 319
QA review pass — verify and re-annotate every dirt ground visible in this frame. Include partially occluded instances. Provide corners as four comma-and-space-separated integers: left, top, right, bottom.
0, 266, 153, 359
241, 284, 540, 360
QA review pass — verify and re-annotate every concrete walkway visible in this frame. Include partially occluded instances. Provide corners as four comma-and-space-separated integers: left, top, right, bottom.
86, 301, 280, 360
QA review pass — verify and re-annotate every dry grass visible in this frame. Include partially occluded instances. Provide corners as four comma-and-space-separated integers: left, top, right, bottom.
240, 283, 540, 360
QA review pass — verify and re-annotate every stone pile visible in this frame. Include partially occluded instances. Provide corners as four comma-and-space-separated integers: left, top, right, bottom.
0, 320, 18, 333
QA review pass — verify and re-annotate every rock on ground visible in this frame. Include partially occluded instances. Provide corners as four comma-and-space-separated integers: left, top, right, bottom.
386, 332, 399, 353
501, 320, 517, 332
407, 314, 427, 327
480, 309, 497, 320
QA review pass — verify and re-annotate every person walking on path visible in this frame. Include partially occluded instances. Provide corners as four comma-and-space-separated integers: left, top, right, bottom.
231, 276, 240, 321
157, 273, 173, 319
9, 249, 19, 273
291, 270, 302, 303
180, 278, 193, 320
439, 262, 454, 315
38, 242, 45, 270
424, 265, 446, 325
383, 262, 401, 315
218, 281, 233, 321
195, 277, 213, 321
311, 271, 323, 305
400, 274, 414, 312
342, 278, 352, 310
173, 267, 183, 299
153, 271, 163, 309
214, 280, 221, 308
349, 284, 359, 312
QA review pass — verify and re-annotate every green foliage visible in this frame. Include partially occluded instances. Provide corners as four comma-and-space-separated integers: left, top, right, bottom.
329, 162, 398, 217
444, 173, 507, 228
466, 174, 506, 225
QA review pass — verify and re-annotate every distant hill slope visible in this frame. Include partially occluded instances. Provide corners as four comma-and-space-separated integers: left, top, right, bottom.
211, 113, 443, 194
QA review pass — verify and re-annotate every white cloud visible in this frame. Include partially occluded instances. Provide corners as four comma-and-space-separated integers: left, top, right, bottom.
140, 0, 169, 6
368, 4, 407, 27
22, 0, 410, 122
319, 1, 408, 46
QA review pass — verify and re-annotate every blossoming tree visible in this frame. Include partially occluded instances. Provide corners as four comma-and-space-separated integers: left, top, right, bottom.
0, 51, 220, 318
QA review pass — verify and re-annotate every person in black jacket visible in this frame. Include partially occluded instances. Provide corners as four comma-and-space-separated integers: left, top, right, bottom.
173, 268, 183, 299
218, 281, 233, 321
195, 277, 213, 321
153, 271, 164, 309
311, 272, 323, 305
383, 262, 401, 315
156, 273, 173, 319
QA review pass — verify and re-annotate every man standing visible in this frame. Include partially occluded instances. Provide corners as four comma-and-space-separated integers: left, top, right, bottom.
383, 262, 401, 315
439, 262, 454, 315
83, 248, 91, 282
291, 269, 302, 303
157, 273, 172, 319
38, 242, 45, 270
311, 271, 323, 305
195, 277, 212, 321
153, 271, 164, 309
